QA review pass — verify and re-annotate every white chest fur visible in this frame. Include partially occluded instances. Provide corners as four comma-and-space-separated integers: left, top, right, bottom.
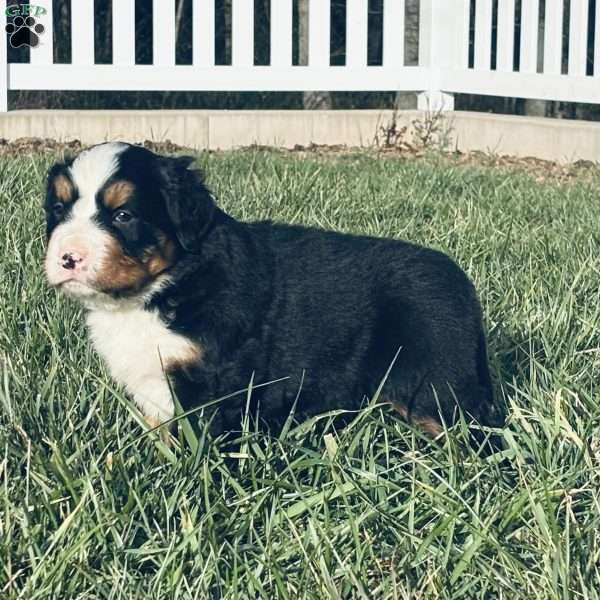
86, 306, 199, 422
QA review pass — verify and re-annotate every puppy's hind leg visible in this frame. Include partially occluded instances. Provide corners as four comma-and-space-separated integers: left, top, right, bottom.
386, 374, 446, 439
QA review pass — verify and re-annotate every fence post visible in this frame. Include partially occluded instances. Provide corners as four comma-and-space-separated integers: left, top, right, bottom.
417, 0, 469, 112
0, 0, 6, 112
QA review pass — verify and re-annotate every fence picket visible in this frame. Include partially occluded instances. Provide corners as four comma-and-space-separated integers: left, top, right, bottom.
419, 0, 433, 67
153, 0, 176, 66
113, 0, 135, 66
418, 0, 468, 110
309, 0, 331, 67
474, 0, 493, 70
421, 0, 469, 70
72, 0, 95, 65
346, 0, 368, 67
519, 0, 539, 73
193, 0, 215, 66
232, 0, 254, 67
271, 0, 293, 67
382, 0, 404, 67
568, 0, 589, 76
496, 0, 515, 71
29, 0, 53, 65
543, 0, 563, 75
456, 0, 471, 70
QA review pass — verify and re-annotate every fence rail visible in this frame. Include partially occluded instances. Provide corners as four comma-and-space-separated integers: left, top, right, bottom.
1, 0, 599, 112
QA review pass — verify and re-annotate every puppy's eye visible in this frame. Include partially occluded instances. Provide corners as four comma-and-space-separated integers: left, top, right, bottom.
113, 210, 133, 224
52, 202, 64, 216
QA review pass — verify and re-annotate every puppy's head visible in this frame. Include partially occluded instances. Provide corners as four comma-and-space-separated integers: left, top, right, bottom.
44, 142, 215, 303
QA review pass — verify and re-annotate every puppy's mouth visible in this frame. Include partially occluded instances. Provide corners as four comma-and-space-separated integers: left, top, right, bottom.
54, 280, 136, 312
54, 273, 165, 306
57, 280, 91, 290
49, 275, 90, 288
55, 279, 103, 298
44, 264, 98, 293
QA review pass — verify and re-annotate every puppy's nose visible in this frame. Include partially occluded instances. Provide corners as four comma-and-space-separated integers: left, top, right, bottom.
61, 251, 84, 270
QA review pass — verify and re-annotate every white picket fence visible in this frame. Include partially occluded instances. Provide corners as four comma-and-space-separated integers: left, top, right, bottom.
1, 0, 599, 112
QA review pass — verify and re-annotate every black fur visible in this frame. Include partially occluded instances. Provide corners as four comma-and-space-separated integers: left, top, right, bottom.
157, 156, 217, 252
45, 144, 506, 438
142, 150, 505, 435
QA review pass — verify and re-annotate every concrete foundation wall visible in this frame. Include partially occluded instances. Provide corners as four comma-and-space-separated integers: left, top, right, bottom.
0, 109, 599, 163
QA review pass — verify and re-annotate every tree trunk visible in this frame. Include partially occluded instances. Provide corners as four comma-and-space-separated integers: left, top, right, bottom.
225, 0, 232, 64
522, 7, 547, 117
395, 0, 418, 109
175, 0, 185, 45
298, 0, 332, 109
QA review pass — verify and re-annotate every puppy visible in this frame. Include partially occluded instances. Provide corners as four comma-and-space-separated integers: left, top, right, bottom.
44, 142, 505, 437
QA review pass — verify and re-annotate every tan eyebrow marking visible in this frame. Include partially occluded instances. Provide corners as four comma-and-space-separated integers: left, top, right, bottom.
103, 180, 135, 210
53, 174, 75, 204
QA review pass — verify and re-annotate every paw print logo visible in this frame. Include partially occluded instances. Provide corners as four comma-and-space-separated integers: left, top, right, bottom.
5, 16, 45, 48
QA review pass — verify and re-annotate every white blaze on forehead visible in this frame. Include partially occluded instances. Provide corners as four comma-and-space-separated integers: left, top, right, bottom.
45, 142, 131, 296
68, 142, 129, 219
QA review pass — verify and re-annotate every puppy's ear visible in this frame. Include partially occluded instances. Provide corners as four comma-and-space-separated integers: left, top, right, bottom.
158, 155, 216, 253
45, 162, 74, 202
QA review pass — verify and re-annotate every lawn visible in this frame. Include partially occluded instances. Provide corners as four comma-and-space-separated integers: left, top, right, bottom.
1, 147, 600, 599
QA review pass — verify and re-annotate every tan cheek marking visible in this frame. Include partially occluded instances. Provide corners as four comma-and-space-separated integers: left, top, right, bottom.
96, 237, 151, 293
54, 174, 75, 203
94, 229, 178, 294
104, 180, 135, 210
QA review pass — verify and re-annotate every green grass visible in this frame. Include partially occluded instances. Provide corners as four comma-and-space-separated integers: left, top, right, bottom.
1, 148, 600, 598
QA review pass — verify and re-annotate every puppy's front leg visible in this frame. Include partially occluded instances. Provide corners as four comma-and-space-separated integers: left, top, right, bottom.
142, 414, 173, 445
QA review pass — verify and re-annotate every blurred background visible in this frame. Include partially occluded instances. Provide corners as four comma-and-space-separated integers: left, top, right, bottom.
7, 0, 599, 120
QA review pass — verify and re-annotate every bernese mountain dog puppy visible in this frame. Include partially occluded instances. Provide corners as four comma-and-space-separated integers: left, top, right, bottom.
44, 142, 505, 438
